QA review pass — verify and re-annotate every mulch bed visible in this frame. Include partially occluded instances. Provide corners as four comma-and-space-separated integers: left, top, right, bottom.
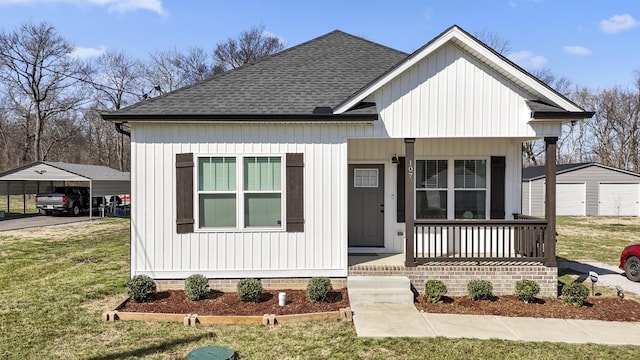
119, 289, 640, 322
119, 289, 350, 316
415, 295, 640, 322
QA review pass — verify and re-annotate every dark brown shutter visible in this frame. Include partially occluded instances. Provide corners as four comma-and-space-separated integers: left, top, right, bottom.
176, 153, 194, 233
490, 156, 506, 219
286, 153, 304, 232
396, 156, 406, 222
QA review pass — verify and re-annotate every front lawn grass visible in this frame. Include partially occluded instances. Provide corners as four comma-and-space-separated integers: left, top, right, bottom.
556, 216, 640, 266
0, 194, 38, 214
1, 218, 640, 359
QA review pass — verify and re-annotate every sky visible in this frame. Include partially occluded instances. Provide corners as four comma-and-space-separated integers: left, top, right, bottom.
0, 0, 638, 90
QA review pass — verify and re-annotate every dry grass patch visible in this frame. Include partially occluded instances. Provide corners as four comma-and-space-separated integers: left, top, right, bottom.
556, 216, 640, 265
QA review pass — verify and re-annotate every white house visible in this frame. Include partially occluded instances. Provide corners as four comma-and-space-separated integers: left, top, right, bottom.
103, 26, 593, 296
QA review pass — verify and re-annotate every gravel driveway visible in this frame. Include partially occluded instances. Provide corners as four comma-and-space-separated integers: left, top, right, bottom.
558, 259, 640, 297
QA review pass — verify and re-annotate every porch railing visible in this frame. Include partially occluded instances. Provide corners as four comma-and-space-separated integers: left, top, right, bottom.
413, 217, 548, 264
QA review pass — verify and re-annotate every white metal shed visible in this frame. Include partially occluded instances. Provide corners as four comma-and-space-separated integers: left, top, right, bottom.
522, 163, 640, 217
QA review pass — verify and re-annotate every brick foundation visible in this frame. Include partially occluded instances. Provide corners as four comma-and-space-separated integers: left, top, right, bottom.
348, 264, 558, 297
155, 278, 348, 293
154, 265, 557, 297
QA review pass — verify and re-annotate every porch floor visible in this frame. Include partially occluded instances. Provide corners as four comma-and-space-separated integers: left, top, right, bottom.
348, 253, 404, 267
348, 253, 543, 268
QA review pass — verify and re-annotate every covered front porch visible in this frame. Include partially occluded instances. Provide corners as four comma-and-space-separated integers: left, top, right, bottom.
347, 136, 560, 268
402, 137, 559, 267
345, 136, 560, 297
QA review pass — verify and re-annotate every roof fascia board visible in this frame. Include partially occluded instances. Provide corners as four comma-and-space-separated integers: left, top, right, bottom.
101, 113, 378, 123
530, 111, 595, 121
335, 26, 585, 114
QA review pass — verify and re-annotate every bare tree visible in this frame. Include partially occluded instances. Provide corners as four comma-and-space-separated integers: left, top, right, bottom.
0, 21, 88, 162
91, 50, 142, 111
142, 48, 187, 94
474, 28, 511, 55
213, 25, 285, 72
180, 47, 213, 84
142, 46, 213, 95
85, 50, 142, 170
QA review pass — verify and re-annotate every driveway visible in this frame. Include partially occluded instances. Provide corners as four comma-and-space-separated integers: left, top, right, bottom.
0, 214, 92, 231
558, 260, 640, 297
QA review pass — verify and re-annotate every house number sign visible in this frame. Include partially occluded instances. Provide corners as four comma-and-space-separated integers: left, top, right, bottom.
407, 160, 414, 179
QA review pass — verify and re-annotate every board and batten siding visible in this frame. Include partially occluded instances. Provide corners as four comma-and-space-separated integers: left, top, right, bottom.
367, 42, 561, 139
525, 165, 640, 216
348, 138, 522, 253
130, 123, 354, 279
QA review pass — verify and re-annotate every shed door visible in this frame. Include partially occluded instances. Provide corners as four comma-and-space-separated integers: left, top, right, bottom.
348, 165, 384, 247
556, 183, 586, 216
599, 183, 640, 216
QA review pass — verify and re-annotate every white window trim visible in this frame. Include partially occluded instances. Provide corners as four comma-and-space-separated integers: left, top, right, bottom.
195, 154, 286, 232
415, 157, 491, 220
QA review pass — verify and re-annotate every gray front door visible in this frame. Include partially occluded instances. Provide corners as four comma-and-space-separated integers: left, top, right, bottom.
348, 164, 384, 247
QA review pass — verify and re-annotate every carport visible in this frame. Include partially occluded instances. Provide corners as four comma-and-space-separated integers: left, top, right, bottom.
0, 161, 130, 219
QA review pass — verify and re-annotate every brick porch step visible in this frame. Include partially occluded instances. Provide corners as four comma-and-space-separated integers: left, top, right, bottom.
347, 276, 414, 305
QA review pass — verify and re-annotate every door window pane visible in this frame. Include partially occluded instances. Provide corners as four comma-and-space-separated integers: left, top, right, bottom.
354, 169, 379, 187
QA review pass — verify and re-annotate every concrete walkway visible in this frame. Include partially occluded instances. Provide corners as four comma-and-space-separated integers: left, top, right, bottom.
348, 274, 640, 344
351, 304, 640, 344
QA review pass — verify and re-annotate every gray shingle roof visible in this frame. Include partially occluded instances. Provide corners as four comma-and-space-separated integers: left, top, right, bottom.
0, 161, 130, 181
105, 30, 407, 119
522, 163, 591, 181
522, 162, 640, 181
43, 162, 130, 181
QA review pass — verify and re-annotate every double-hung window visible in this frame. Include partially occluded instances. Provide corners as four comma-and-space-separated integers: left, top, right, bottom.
416, 160, 448, 219
454, 160, 486, 219
415, 159, 487, 219
197, 155, 283, 230
243, 157, 282, 227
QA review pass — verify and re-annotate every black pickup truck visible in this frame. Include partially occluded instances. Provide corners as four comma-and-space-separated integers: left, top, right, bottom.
36, 186, 90, 216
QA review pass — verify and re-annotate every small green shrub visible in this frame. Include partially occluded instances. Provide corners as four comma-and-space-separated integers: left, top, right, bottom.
467, 279, 493, 301
184, 274, 209, 301
307, 277, 333, 303
562, 281, 589, 306
237, 278, 263, 303
515, 279, 540, 303
125, 275, 157, 302
424, 280, 447, 303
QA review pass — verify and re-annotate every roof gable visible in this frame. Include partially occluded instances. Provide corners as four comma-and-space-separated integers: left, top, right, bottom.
334, 25, 588, 117
104, 30, 407, 120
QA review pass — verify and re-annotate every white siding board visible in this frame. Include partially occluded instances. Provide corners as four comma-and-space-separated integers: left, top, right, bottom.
131, 123, 351, 278
373, 43, 553, 139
